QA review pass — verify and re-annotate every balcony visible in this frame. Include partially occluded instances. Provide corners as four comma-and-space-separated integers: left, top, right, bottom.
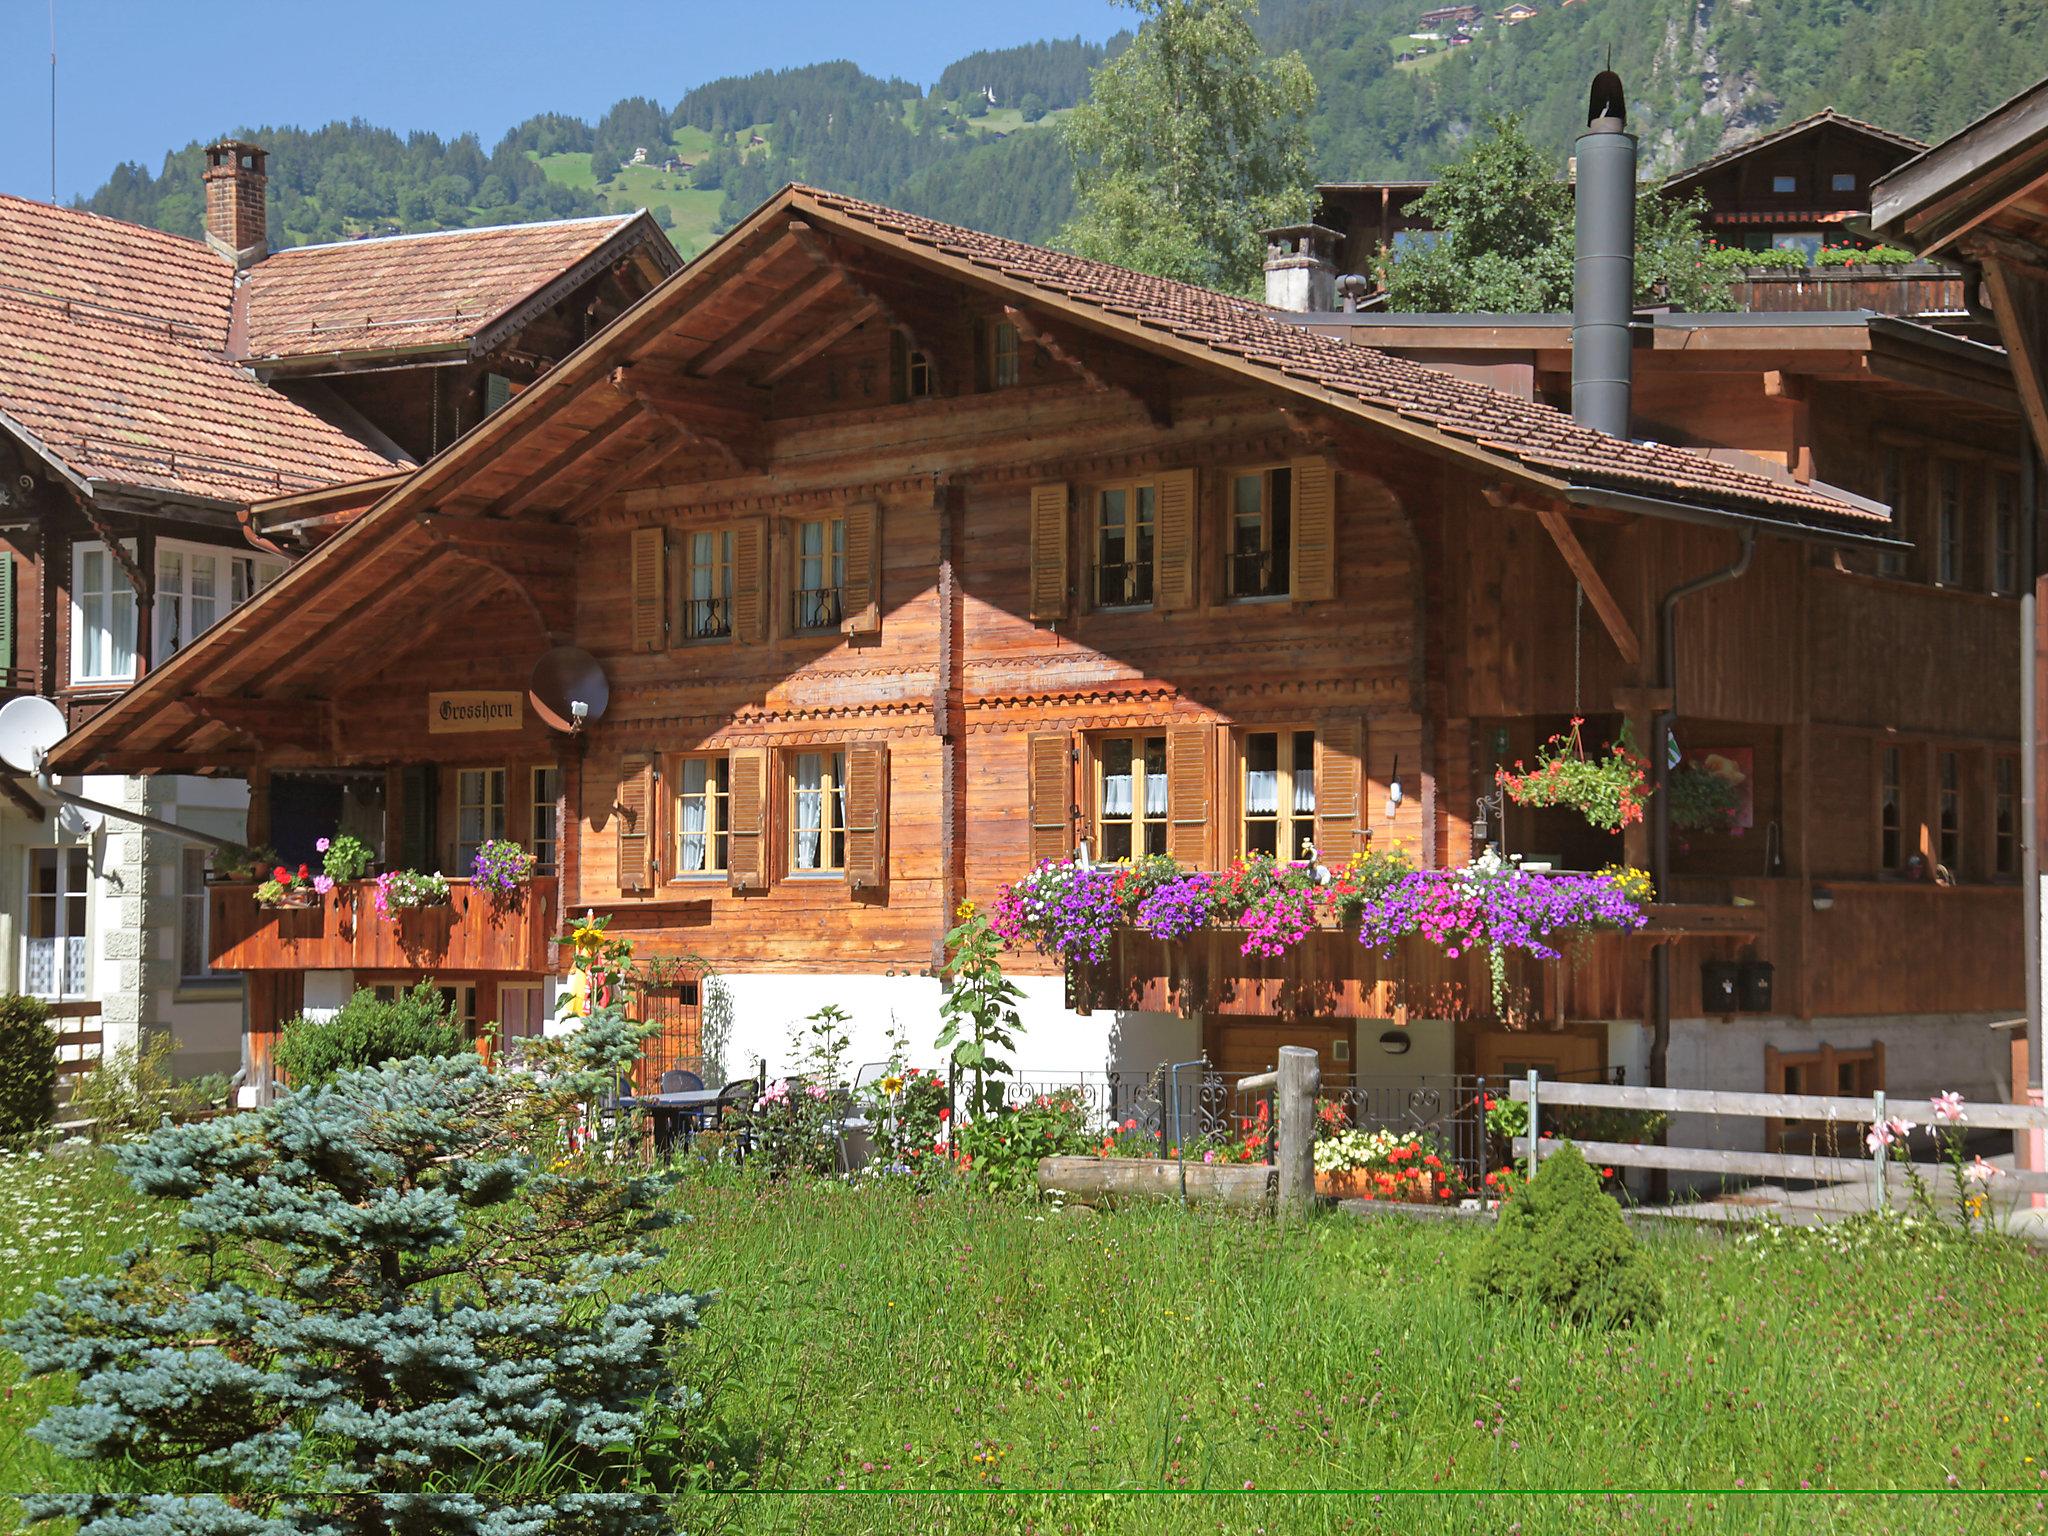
209, 877, 559, 974
1724, 262, 1964, 318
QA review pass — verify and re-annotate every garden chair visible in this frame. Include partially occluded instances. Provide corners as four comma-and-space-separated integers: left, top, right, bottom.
652, 1068, 708, 1156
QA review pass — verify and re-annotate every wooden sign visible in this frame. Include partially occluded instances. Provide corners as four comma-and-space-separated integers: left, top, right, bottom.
428, 691, 524, 734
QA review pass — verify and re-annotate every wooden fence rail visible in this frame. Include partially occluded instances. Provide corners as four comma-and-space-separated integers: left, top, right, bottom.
1510, 1075, 2048, 1198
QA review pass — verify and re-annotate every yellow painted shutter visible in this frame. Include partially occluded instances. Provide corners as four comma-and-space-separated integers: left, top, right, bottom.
726, 747, 768, 891
629, 527, 665, 652
1026, 732, 1072, 866
1155, 467, 1198, 611
1166, 724, 1213, 868
1289, 456, 1335, 603
1315, 715, 1365, 858
732, 519, 767, 644
616, 754, 654, 892
843, 742, 889, 892
1028, 481, 1069, 622
841, 500, 882, 635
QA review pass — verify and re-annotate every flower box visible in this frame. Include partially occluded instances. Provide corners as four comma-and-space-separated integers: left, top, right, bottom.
1315, 1168, 1435, 1203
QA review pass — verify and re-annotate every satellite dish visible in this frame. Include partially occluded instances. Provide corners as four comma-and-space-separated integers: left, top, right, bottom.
0, 695, 67, 775
56, 804, 100, 840
528, 646, 610, 734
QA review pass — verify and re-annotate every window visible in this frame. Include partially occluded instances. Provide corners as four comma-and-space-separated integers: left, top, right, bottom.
1938, 751, 1962, 871
1993, 472, 2021, 596
1094, 482, 1156, 608
1229, 468, 1293, 600
376, 981, 476, 1030
155, 540, 284, 662
1936, 461, 1965, 587
179, 847, 217, 982
675, 755, 730, 876
1771, 174, 1798, 194
1830, 172, 1857, 192
683, 528, 734, 640
1771, 232, 1821, 260
1242, 729, 1316, 859
25, 846, 89, 999
71, 541, 136, 683
531, 767, 560, 875
1995, 756, 2019, 877
790, 750, 847, 874
905, 347, 934, 400
1390, 228, 1440, 252
988, 319, 1020, 388
1879, 745, 1903, 872
793, 517, 844, 631
455, 768, 507, 872
1879, 447, 1908, 578
1097, 734, 1167, 861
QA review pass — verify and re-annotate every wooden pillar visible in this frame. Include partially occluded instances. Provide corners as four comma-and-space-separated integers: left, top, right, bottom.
245, 765, 271, 849
1274, 1044, 1319, 1222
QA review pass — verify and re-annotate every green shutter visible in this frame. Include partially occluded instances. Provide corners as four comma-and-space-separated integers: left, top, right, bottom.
483, 374, 513, 416
0, 553, 15, 676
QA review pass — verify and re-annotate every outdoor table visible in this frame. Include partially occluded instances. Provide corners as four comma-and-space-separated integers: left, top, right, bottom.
620, 1089, 727, 1153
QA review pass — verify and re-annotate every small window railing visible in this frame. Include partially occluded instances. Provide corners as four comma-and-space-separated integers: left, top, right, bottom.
793, 586, 843, 631
685, 597, 732, 640
1230, 550, 1285, 599
1096, 562, 1154, 608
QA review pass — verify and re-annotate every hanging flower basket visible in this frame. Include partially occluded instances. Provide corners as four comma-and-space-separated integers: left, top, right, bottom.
373, 869, 451, 920
1496, 718, 1648, 833
254, 864, 328, 910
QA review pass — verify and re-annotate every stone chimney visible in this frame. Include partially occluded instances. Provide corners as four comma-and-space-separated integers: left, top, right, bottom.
202, 140, 268, 267
1262, 223, 1341, 312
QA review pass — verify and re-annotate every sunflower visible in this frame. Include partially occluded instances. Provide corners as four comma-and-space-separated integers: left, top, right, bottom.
879, 1074, 905, 1096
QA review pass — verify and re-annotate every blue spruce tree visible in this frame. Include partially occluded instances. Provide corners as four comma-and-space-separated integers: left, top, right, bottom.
5, 976, 705, 1535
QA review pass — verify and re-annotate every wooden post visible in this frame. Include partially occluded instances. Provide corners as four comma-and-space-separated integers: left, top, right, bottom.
1274, 1045, 1319, 1222
1526, 1069, 1541, 1183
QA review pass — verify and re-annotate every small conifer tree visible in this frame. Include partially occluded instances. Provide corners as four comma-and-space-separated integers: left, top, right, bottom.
7, 972, 703, 1534
1467, 1141, 1664, 1329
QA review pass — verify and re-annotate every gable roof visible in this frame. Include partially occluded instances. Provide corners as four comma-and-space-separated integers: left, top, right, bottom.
237, 212, 678, 368
792, 187, 1880, 531
1664, 109, 1928, 194
0, 196, 395, 503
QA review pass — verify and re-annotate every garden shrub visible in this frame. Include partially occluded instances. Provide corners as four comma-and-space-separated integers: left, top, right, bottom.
0, 993, 55, 1143
5, 1052, 708, 1533
954, 1087, 1093, 1194
68, 1031, 228, 1142
1467, 1142, 1663, 1329
272, 980, 464, 1089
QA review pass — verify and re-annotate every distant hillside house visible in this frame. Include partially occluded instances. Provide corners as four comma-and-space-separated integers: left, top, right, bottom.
1497, 3, 1539, 22
0, 139, 678, 1082
1419, 4, 1481, 23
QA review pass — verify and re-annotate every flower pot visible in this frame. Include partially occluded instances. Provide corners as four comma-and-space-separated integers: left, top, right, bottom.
262, 891, 320, 911
1315, 1169, 1369, 1200
1318, 1168, 1435, 1203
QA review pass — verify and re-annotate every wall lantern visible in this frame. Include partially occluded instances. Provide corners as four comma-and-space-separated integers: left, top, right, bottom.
1810, 883, 1835, 912
1378, 1030, 1411, 1056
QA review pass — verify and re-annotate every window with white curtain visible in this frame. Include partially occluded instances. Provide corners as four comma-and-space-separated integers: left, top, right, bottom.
456, 769, 507, 872
1096, 734, 1167, 862
25, 846, 89, 999
684, 529, 734, 640
180, 846, 215, 982
72, 541, 137, 683
674, 756, 729, 875
789, 750, 847, 873
1242, 730, 1316, 860
531, 767, 560, 875
154, 539, 285, 661
793, 518, 845, 631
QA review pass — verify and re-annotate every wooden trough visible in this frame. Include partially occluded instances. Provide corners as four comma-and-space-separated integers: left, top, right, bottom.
1037, 1155, 1275, 1209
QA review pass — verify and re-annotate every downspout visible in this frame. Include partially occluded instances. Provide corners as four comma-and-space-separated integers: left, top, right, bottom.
2022, 446, 2041, 1125
1648, 527, 1757, 1093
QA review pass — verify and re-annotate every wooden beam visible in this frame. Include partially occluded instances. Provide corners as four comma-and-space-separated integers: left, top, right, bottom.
414, 510, 576, 559
610, 369, 766, 474
1006, 304, 1172, 428
756, 297, 881, 386
561, 436, 690, 523
484, 400, 647, 520
0, 774, 44, 822
247, 550, 460, 694
1526, 504, 1642, 668
184, 696, 330, 739
1979, 257, 2048, 462
695, 269, 847, 377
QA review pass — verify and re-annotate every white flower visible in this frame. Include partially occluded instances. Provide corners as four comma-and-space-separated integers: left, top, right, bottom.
1965, 1155, 2003, 1183
1929, 1091, 1966, 1124
1865, 1121, 1895, 1155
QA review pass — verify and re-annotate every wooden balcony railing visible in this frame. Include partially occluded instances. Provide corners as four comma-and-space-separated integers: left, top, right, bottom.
209, 877, 559, 974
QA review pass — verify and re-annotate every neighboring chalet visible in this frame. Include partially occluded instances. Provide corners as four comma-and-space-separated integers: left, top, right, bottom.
1301, 110, 1960, 321
0, 141, 677, 1078
52, 184, 2017, 1138
1872, 71, 2048, 1172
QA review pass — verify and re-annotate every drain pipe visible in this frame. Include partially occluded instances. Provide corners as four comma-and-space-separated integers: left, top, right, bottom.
1648, 528, 1757, 1094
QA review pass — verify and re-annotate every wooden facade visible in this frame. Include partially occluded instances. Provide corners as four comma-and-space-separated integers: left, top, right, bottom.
49, 185, 2026, 1096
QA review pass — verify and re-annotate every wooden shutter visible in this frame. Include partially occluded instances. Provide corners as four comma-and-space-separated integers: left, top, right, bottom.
1166, 724, 1214, 868
0, 553, 15, 675
843, 742, 889, 892
841, 500, 882, 636
1290, 456, 1336, 603
1156, 467, 1198, 612
1026, 732, 1073, 866
1028, 482, 1069, 622
616, 754, 655, 892
1316, 715, 1364, 857
399, 764, 438, 872
732, 519, 767, 644
629, 527, 666, 652
727, 747, 768, 891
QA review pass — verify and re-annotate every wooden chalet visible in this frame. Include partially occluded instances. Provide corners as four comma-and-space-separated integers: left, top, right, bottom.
44, 184, 2017, 1116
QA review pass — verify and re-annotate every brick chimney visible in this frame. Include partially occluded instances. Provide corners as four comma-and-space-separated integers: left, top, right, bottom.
202, 140, 268, 267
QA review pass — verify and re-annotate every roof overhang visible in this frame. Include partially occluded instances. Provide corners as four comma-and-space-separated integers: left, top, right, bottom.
1869, 78, 2048, 256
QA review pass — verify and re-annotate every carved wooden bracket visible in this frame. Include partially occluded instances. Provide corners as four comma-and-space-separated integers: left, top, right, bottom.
1005, 304, 1172, 428
1485, 486, 1641, 667
610, 368, 765, 474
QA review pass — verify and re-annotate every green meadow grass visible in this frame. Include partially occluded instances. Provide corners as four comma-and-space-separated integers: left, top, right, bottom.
3, 1152, 2045, 1533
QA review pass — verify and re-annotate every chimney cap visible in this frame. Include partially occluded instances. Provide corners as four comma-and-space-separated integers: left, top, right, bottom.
1586, 70, 1627, 130
204, 140, 268, 173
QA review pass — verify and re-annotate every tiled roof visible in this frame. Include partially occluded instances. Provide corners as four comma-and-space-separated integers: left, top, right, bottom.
0, 290, 398, 502
239, 214, 648, 363
799, 187, 1884, 531
1665, 109, 1927, 190
0, 194, 230, 345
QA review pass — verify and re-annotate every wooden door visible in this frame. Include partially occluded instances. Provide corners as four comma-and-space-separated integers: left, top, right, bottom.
1473, 1027, 1604, 1082
1202, 1017, 1353, 1081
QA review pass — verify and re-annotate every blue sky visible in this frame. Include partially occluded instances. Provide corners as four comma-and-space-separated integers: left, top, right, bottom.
0, 0, 1127, 203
